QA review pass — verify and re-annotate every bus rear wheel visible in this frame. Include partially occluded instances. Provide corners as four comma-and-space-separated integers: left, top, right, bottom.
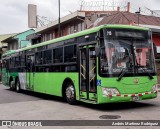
9, 80, 14, 91
16, 78, 21, 93
65, 82, 76, 105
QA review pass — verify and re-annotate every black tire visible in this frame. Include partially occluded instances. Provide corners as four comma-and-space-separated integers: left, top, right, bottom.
65, 82, 76, 105
9, 80, 14, 91
16, 78, 21, 93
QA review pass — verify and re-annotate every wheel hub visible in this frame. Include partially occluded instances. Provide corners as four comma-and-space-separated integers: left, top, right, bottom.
66, 85, 74, 99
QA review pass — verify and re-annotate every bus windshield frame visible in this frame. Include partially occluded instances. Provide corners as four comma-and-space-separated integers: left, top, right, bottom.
99, 28, 156, 77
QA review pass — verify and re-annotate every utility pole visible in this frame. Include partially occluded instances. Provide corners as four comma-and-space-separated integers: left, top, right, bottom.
58, 0, 61, 37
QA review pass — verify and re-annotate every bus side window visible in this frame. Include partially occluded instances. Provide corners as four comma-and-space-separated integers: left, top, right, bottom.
21, 55, 25, 67
65, 65, 77, 72
53, 48, 63, 63
15, 56, 20, 67
10, 58, 14, 68
6, 59, 9, 71
35, 52, 42, 65
43, 50, 52, 64
64, 45, 77, 62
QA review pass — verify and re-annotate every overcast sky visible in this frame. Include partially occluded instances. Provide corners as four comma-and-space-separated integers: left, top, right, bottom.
0, 0, 160, 35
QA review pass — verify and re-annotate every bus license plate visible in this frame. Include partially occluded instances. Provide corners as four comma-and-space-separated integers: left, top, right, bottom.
132, 96, 140, 101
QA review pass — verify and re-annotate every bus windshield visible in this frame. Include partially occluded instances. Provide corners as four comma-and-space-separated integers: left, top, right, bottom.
100, 29, 156, 77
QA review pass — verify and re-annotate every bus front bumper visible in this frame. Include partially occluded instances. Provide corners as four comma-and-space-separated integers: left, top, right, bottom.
100, 90, 158, 103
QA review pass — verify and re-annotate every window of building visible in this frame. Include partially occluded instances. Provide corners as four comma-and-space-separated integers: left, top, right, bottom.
74, 24, 78, 33
82, 22, 85, 30
60, 30, 63, 37
50, 33, 53, 40
70, 25, 74, 34
47, 34, 50, 40
68, 27, 71, 35
78, 23, 82, 32
43, 35, 45, 42
53, 33, 55, 39
12, 43, 14, 50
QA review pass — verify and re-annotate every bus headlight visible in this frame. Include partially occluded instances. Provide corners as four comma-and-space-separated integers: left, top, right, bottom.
152, 85, 157, 91
102, 88, 120, 96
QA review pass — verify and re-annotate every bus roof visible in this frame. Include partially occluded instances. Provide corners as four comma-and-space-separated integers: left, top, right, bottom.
2, 50, 18, 57
2, 24, 149, 57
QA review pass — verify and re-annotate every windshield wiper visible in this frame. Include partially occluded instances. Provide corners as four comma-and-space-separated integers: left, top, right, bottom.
137, 66, 154, 80
117, 69, 127, 81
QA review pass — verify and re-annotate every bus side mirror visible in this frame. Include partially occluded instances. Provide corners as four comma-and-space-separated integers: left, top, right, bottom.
95, 47, 100, 57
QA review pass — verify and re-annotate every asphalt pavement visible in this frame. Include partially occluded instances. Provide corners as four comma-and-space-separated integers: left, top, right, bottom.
0, 84, 160, 129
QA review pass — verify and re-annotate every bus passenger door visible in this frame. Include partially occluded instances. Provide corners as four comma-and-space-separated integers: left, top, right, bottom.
79, 45, 97, 102
26, 55, 35, 91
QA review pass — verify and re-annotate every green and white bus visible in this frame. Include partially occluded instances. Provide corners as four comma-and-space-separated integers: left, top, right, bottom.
1, 24, 158, 104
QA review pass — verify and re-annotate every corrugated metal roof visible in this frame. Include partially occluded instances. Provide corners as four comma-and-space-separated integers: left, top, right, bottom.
94, 12, 160, 27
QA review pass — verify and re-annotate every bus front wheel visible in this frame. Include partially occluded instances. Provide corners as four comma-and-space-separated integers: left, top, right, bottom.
65, 82, 76, 105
